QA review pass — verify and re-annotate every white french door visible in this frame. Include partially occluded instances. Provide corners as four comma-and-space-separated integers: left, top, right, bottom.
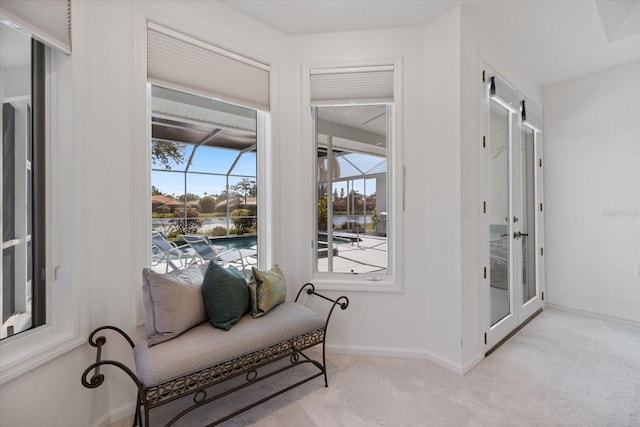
483, 71, 544, 351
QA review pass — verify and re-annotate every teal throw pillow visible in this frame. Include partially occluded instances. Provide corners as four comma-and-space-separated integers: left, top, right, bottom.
201, 261, 249, 330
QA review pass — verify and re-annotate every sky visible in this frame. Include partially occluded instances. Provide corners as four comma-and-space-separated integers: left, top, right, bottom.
152, 145, 256, 197
152, 145, 382, 199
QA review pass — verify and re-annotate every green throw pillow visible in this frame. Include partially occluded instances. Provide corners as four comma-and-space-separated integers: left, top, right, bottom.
248, 265, 286, 318
201, 262, 249, 330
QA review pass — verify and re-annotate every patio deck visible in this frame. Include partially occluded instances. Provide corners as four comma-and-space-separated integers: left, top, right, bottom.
151, 233, 388, 276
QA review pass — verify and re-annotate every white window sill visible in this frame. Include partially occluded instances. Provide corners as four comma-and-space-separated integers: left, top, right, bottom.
0, 325, 85, 385
311, 275, 403, 293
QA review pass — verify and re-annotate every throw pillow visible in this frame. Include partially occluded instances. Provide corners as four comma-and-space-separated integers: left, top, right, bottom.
201, 261, 249, 330
142, 265, 206, 347
248, 265, 286, 318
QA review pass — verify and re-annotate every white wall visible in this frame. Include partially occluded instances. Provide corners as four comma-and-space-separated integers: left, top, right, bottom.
0, 1, 285, 426
543, 61, 640, 322
0, 1, 550, 425
459, 7, 543, 370
273, 6, 467, 371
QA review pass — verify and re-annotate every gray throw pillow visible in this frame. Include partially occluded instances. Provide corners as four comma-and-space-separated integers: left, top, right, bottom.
201, 261, 249, 331
142, 265, 206, 346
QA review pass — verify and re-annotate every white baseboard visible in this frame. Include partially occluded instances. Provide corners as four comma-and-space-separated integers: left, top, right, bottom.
546, 303, 640, 326
92, 403, 135, 427
325, 344, 465, 375
461, 353, 484, 374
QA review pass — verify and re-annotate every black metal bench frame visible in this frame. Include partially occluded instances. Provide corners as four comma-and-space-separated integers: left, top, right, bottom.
81, 283, 348, 426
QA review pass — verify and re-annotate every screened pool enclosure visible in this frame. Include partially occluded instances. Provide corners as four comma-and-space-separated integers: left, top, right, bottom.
150, 86, 259, 269
314, 104, 390, 275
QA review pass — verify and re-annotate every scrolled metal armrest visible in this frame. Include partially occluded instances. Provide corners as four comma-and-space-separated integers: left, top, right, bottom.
82, 360, 143, 390
294, 283, 349, 329
82, 326, 142, 393
88, 325, 135, 348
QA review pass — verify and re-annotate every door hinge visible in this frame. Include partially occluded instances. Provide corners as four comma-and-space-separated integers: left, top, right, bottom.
540, 203, 543, 212
541, 247, 544, 256
482, 135, 486, 148
539, 158, 543, 167
482, 70, 486, 82
483, 267, 487, 279
484, 332, 487, 345
542, 291, 545, 301
483, 201, 487, 213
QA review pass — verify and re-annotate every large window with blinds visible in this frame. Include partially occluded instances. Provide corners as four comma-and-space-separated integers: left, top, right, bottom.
146, 24, 270, 277
307, 64, 403, 290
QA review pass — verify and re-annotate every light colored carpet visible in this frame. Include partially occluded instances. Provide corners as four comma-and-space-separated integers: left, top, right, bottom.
150, 307, 640, 426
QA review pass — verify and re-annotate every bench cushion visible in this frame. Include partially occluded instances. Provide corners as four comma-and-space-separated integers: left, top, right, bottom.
134, 302, 325, 387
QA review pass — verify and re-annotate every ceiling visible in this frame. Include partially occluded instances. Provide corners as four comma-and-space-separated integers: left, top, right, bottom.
223, 0, 640, 86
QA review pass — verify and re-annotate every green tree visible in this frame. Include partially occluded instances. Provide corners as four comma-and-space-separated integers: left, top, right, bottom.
199, 196, 216, 213
317, 198, 328, 231
177, 193, 200, 202
170, 207, 202, 235
152, 185, 163, 196
231, 179, 256, 205
152, 141, 186, 170
230, 208, 254, 235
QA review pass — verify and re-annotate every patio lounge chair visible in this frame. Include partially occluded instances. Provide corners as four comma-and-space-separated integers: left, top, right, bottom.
181, 234, 257, 276
151, 231, 197, 272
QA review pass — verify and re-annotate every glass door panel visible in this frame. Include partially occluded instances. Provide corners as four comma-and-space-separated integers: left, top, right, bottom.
489, 101, 511, 326
521, 127, 537, 305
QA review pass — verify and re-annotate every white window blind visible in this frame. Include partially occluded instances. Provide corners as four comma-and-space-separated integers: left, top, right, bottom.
489, 76, 520, 112
310, 66, 394, 105
0, 0, 71, 53
147, 23, 270, 112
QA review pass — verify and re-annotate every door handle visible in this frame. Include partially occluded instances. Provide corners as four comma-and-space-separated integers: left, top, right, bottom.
513, 231, 529, 239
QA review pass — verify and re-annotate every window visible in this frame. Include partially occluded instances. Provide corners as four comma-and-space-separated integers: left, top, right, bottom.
0, 6, 81, 385
1, 23, 46, 340
145, 24, 271, 281
307, 64, 403, 291
150, 85, 260, 274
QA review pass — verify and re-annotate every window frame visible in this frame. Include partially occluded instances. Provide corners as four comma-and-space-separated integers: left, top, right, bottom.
138, 88, 273, 324
135, 17, 275, 324
0, 39, 85, 385
302, 60, 404, 292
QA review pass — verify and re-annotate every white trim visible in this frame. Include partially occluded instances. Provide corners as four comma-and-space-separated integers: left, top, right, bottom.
461, 353, 485, 374
91, 402, 135, 427
257, 111, 273, 270
302, 59, 404, 293
0, 40, 86, 384
134, 9, 151, 326
326, 344, 464, 375
0, 328, 84, 384
545, 304, 640, 326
